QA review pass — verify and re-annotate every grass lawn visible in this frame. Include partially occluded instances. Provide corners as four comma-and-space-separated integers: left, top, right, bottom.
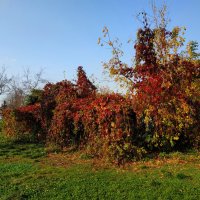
0, 135, 200, 200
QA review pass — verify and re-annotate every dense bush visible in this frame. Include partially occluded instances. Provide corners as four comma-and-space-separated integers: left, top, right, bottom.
2, 67, 143, 163
49, 93, 144, 163
2, 104, 42, 142
2, 109, 17, 139
3, 63, 199, 163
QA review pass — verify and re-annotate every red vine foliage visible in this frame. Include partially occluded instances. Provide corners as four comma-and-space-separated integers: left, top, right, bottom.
2, 66, 141, 163
100, 12, 200, 150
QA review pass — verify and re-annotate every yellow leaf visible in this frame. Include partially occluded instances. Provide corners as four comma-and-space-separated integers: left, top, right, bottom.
173, 136, 179, 141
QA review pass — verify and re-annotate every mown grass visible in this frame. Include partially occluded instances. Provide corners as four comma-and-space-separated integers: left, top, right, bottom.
0, 135, 200, 200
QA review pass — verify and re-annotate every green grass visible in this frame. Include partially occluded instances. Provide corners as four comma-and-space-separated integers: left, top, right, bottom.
0, 135, 200, 200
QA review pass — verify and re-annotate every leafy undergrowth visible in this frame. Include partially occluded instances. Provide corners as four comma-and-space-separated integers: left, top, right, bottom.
0, 136, 200, 200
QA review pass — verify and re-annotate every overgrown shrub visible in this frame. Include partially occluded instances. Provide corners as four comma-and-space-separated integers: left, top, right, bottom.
48, 93, 144, 164
2, 67, 143, 163
82, 94, 146, 163
2, 108, 18, 139
2, 65, 198, 164
2, 104, 43, 142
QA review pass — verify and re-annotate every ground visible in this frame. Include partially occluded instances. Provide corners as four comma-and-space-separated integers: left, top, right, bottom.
0, 135, 200, 200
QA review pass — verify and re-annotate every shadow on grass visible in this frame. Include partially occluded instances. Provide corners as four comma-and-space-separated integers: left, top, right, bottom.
0, 137, 46, 159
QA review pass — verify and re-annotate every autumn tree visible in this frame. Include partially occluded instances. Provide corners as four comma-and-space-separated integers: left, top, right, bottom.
100, 4, 200, 150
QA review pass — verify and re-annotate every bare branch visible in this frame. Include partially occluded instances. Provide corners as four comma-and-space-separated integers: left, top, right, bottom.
5, 68, 47, 108
0, 66, 12, 95
21, 67, 47, 94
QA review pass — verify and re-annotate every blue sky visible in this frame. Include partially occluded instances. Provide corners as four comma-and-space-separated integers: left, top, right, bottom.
0, 0, 199, 90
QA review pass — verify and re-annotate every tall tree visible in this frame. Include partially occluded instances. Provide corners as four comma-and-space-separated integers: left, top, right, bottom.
100, 4, 200, 149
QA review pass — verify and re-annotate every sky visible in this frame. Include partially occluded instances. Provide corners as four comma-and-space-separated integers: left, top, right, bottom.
0, 0, 200, 91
